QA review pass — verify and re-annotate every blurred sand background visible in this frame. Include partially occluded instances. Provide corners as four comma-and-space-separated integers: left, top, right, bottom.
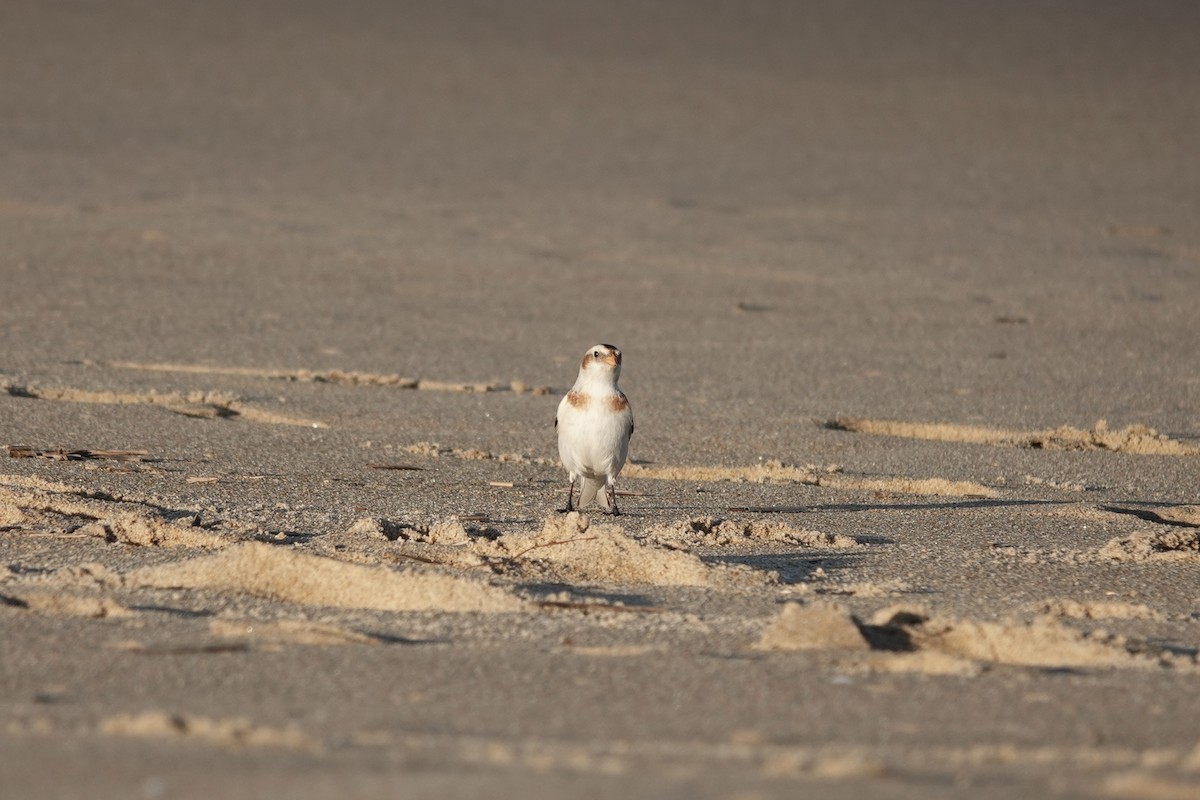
2, 1, 1199, 797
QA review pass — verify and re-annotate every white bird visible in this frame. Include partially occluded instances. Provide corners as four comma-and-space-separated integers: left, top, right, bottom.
555, 343, 634, 514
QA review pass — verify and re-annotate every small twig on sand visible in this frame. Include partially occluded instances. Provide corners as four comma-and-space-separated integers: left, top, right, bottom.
509, 536, 598, 560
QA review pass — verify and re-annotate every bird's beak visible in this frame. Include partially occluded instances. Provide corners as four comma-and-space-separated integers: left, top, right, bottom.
603, 353, 619, 367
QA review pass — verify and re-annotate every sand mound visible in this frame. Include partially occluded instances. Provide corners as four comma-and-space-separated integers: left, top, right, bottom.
891, 612, 1157, 670
77, 511, 222, 548
1037, 421, 1196, 455
492, 514, 758, 587
1, 589, 130, 618
338, 515, 782, 585
754, 603, 868, 651
0, 503, 25, 528
1099, 529, 1200, 562
1147, 505, 1200, 527
128, 542, 525, 612
0, 478, 224, 547
345, 516, 470, 545
647, 518, 860, 550
755, 603, 1185, 672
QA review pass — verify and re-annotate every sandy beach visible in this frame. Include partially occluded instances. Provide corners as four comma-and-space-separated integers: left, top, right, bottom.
2, 1, 1199, 797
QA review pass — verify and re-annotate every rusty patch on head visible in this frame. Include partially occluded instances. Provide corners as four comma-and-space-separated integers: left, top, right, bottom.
608, 393, 629, 413
567, 390, 589, 409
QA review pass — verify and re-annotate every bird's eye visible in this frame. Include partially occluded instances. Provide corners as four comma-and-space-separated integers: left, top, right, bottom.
592, 350, 600, 358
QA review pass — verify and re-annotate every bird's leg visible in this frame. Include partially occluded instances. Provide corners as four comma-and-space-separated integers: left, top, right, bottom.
559, 475, 577, 513
607, 483, 620, 516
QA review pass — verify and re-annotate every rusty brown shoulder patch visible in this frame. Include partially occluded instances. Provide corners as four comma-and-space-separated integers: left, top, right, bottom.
608, 393, 629, 413
567, 390, 589, 408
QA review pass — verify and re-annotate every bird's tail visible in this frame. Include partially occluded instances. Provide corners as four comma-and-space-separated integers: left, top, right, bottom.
577, 476, 611, 511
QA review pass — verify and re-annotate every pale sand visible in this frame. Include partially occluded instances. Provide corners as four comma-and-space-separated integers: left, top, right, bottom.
2, 1, 1200, 798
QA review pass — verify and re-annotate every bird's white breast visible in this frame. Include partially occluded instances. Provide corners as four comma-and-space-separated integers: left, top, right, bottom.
557, 390, 632, 480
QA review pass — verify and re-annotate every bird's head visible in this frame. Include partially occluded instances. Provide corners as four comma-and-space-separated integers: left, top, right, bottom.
580, 343, 622, 380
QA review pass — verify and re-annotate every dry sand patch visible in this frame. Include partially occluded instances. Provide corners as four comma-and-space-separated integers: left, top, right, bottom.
1099, 529, 1200, 562
1035, 599, 1165, 621
809, 579, 914, 598
991, 517, 1200, 565
344, 729, 1200, 786
207, 618, 390, 647
402, 441, 555, 465
100, 711, 316, 751
108, 360, 552, 394
3, 382, 326, 427
626, 462, 996, 497
1102, 771, 1200, 800
644, 517, 860, 550
828, 418, 1199, 455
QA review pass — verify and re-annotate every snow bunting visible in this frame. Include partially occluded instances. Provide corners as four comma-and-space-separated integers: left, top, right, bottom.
555, 344, 634, 514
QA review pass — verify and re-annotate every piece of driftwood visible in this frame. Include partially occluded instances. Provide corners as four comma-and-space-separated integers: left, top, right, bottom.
6, 445, 148, 461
